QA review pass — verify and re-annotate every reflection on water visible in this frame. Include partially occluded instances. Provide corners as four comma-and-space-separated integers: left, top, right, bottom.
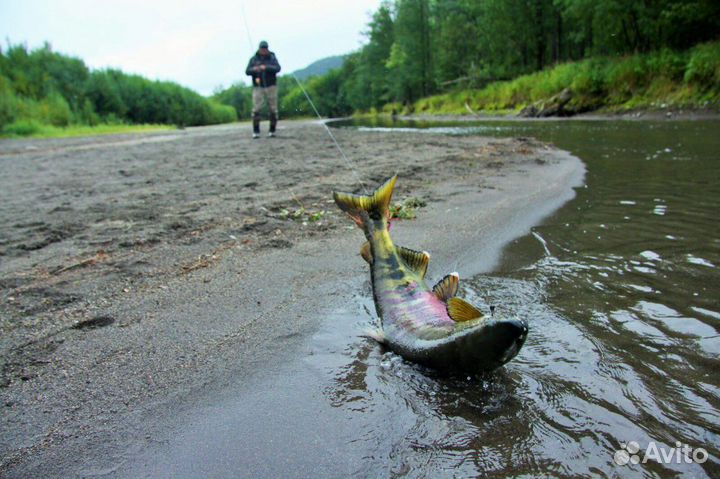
324, 119, 719, 477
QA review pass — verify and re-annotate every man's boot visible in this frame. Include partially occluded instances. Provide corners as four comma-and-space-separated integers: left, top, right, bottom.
252, 114, 261, 139
268, 113, 277, 138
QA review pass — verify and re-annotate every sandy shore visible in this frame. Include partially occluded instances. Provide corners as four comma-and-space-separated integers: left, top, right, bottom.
0, 120, 584, 476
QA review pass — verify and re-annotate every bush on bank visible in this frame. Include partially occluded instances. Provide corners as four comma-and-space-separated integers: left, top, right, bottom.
408, 41, 720, 115
0, 43, 237, 136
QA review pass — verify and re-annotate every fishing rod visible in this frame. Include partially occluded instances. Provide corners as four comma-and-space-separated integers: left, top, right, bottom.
240, 3, 267, 88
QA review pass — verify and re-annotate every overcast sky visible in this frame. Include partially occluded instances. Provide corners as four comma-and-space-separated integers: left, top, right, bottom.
0, 0, 384, 95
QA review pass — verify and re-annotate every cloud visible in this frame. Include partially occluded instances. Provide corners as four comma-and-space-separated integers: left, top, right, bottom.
0, 0, 383, 95
99, 24, 219, 80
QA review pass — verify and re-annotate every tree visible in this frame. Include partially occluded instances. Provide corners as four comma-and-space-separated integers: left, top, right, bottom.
386, 0, 433, 103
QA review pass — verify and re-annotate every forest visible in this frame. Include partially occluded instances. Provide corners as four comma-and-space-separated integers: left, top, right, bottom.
0, 43, 236, 135
217, 0, 720, 118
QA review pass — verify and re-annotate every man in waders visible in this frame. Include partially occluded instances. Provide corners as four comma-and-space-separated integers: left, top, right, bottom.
246, 40, 281, 138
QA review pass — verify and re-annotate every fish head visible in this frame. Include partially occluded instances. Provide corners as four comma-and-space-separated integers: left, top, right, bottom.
490, 317, 529, 366
427, 317, 529, 373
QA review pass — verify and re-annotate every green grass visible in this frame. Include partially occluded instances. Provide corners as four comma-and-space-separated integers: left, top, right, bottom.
390, 197, 427, 220
1, 120, 176, 139
377, 41, 720, 116
278, 207, 327, 223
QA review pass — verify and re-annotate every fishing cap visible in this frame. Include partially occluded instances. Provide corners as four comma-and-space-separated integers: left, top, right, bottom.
258, 40, 269, 49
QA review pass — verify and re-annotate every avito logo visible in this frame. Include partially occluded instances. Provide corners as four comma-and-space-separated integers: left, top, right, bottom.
614, 441, 708, 466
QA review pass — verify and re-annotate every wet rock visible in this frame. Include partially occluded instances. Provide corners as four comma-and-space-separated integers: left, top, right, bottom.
72, 315, 115, 330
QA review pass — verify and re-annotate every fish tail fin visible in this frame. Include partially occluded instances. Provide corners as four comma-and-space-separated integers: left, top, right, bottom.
333, 175, 397, 229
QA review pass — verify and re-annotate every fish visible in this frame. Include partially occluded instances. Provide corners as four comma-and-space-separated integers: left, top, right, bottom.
333, 175, 528, 373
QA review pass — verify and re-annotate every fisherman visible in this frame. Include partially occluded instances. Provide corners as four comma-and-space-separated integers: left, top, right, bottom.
246, 40, 281, 138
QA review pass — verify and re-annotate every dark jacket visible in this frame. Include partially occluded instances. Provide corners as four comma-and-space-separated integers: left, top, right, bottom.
245, 51, 281, 87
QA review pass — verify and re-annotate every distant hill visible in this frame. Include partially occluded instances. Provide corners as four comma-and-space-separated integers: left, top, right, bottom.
291, 55, 346, 80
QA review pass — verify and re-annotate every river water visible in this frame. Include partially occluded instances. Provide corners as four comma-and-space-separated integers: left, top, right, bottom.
126, 119, 718, 478
329, 118, 719, 477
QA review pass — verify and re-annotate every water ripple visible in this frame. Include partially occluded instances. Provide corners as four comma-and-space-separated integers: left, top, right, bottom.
324, 119, 720, 477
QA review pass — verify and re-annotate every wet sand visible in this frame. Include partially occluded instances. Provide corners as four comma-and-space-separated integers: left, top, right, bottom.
0, 120, 584, 476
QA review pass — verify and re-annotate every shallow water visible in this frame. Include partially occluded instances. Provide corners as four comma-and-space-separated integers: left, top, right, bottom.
329, 118, 720, 477
127, 119, 719, 478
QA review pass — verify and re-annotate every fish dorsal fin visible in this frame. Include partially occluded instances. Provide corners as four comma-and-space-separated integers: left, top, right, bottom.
433, 272, 459, 302
360, 241, 373, 264
447, 297, 484, 322
397, 246, 429, 278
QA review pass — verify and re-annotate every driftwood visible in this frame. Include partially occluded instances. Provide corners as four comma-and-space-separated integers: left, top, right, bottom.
519, 88, 575, 118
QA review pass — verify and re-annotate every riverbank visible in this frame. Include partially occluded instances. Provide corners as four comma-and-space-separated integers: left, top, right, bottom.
361, 96, 720, 122
0, 119, 584, 476
352, 106, 720, 125
0, 121, 176, 139
365, 41, 720, 119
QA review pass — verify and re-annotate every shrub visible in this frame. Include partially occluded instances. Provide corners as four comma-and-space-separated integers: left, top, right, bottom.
43, 93, 73, 126
684, 42, 720, 87
2, 119, 45, 136
647, 49, 686, 81
606, 56, 649, 101
207, 101, 237, 124
571, 59, 608, 96
381, 102, 403, 114
0, 75, 18, 129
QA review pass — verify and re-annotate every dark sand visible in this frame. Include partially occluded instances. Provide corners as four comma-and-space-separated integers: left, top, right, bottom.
0, 120, 584, 476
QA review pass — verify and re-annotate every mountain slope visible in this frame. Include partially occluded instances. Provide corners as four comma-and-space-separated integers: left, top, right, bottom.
291, 55, 346, 80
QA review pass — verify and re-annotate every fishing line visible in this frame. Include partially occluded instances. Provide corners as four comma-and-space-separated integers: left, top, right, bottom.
239, 5, 306, 210
289, 73, 368, 194
240, 2, 368, 194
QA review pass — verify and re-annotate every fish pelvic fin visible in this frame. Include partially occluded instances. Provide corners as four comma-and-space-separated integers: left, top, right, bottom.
433, 272, 459, 302
396, 246, 430, 278
333, 175, 397, 230
360, 241, 373, 264
361, 328, 387, 344
447, 297, 484, 322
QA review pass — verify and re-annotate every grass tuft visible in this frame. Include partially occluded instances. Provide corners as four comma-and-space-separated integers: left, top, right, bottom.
1, 122, 175, 139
